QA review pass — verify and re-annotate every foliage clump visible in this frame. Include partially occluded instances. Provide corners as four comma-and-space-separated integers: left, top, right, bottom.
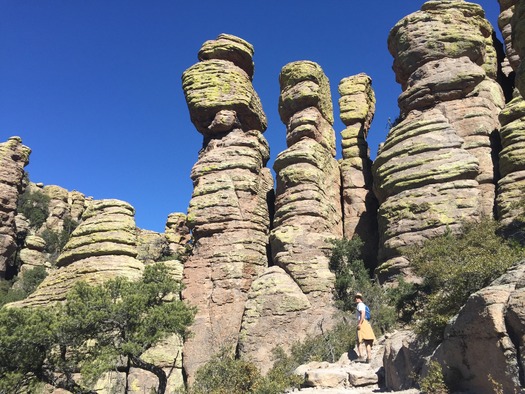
329, 237, 397, 334
419, 360, 449, 394
16, 187, 50, 230
0, 266, 47, 307
41, 216, 78, 263
0, 263, 195, 394
404, 217, 525, 341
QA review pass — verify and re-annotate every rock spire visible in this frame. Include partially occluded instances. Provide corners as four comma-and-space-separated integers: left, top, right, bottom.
181, 34, 273, 381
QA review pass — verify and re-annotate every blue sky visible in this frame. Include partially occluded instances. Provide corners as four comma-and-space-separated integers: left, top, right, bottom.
1, 1, 502, 232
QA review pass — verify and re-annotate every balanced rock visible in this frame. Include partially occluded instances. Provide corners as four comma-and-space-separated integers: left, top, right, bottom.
338, 73, 378, 268
0, 137, 30, 278
374, 0, 505, 281
432, 261, 525, 393
182, 34, 266, 136
181, 34, 272, 381
13, 199, 143, 307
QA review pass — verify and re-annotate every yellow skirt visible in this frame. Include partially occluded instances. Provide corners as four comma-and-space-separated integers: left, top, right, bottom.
357, 320, 376, 343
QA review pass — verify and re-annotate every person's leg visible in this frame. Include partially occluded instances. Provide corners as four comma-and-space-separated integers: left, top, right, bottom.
365, 340, 372, 362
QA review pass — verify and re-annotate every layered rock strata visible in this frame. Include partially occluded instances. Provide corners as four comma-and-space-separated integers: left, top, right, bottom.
181, 34, 272, 381
497, 2, 525, 225
271, 60, 342, 294
374, 1, 505, 281
165, 212, 191, 257
13, 199, 143, 307
240, 61, 341, 373
338, 74, 378, 267
0, 137, 30, 278
433, 261, 525, 393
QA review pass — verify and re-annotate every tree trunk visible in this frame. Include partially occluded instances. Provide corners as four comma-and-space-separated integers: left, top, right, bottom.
130, 355, 167, 394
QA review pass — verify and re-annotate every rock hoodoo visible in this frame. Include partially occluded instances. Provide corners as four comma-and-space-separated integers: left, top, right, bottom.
270, 60, 342, 295
338, 73, 378, 267
13, 199, 143, 307
374, 0, 505, 281
181, 34, 273, 381
0, 137, 30, 278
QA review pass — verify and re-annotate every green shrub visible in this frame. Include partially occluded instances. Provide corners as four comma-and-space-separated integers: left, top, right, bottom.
190, 348, 261, 394
17, 188, 50, 230
41, 216, 78, 263
420, 360, 449, 394
329, 237, 397, 334
0, 266, 47, 307
404, 218, 525, 341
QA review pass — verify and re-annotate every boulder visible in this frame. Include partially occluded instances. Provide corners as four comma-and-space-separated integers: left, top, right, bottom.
432, 261, 525, 393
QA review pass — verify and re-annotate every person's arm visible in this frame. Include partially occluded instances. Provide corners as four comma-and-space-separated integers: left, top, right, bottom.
357, 306, 365, 329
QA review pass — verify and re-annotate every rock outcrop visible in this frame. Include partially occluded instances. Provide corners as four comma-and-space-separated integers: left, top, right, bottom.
497, 2, 525, 227
0, 137, 30, 278
238, 61, 342, 373
165, 212, 191, 257
270, 60, 342, 295
374, 1, 505, 281
338, 74, 378, 267
432, 261, 525, 393
181, 34, 273, 381
12, 199, 143, 307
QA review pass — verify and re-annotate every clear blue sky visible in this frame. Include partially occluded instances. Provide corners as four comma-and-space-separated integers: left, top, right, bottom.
0, 1, 502, 232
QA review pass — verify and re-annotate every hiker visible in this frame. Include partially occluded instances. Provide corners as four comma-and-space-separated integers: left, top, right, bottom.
355, 292, 376, 363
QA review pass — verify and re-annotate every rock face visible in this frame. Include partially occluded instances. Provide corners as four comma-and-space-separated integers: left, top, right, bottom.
432, 261, 525, 393
497, 2, 525, 227
270, 60, 342, 295
238, 61, 342, 373
0, 137, 31, 278
165, 212, 191, 257
181, 34, 272, 381
374, 1, 505, 281
13, 199, 143, 307
338, 74, 378, 267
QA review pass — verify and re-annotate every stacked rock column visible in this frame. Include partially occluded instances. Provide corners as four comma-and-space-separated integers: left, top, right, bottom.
374, 1, 505, 282
338, 74, 378, 268
270, 60, 342, 308
181, 34, 273, 381
0, 137, 31, 278
496, 1, 525, 226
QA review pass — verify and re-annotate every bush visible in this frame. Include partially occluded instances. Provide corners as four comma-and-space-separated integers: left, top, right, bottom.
404, 218, 525, 341
0, 266, 47, 307
420, 360, 449, 394
41, 216, 78, 263
329, 237, 397, 334
190, 348, 261, 394
17, 188, 50, 230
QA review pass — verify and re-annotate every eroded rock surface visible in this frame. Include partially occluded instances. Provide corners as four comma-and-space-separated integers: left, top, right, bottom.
374, 1, 505, 281
240, 61, 341, 372
13, 199, 143, 307
0, 137, 30, 278
271, 60, 342, 295
181, 34, 272, 381
338, 74, 378, 267
432, 261, 525, 393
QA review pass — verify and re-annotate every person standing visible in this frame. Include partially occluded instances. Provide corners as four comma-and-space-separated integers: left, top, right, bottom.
355, 292, 376, 363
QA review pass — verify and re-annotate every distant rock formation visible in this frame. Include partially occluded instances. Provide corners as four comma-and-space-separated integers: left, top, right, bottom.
13, 199, 143, 307
338, 73, 378, 268
181, 34, 273, 381
0, 137, 30, 278
374, 0, 505, 282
